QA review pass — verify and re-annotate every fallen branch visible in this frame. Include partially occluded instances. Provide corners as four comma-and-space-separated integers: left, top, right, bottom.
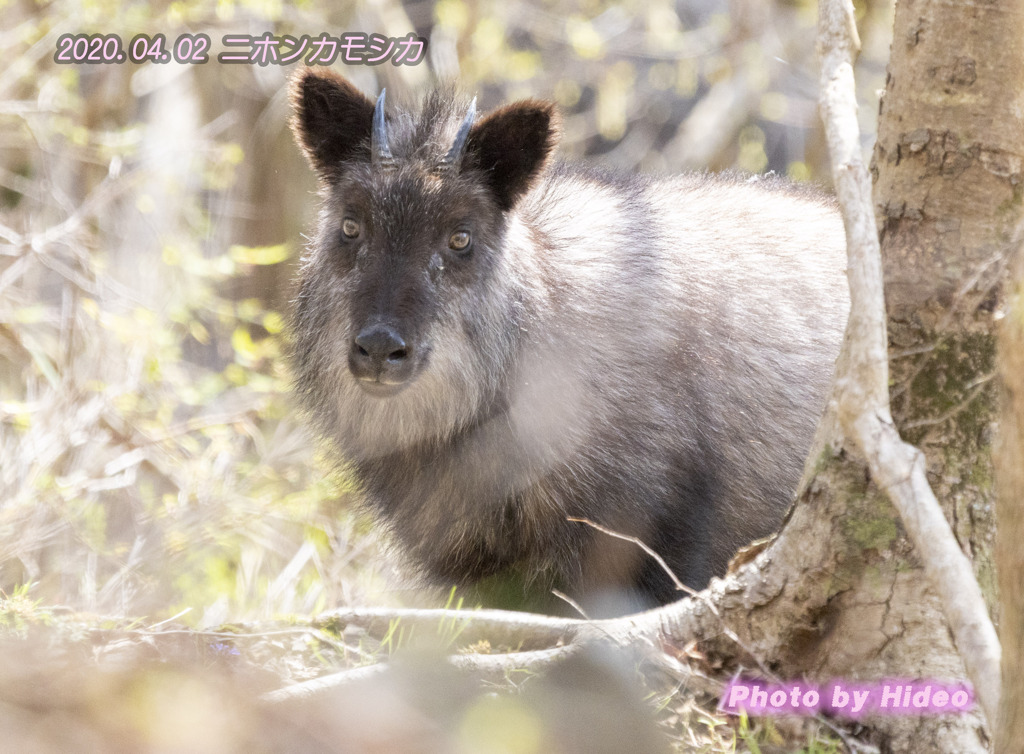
265, 553, 799, 706
314, 606, 582, 651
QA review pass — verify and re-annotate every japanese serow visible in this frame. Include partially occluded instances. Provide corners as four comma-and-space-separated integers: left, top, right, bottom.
288, 69, 849, 615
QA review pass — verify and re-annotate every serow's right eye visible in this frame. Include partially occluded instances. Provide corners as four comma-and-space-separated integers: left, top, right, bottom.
341, 218, 361, 239
448, 230, 472, 253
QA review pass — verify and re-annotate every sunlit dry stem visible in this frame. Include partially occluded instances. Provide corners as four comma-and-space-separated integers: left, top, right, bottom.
817, 0, 1001, 731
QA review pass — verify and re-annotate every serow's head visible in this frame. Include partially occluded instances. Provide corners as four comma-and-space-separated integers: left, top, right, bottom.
289, 69, 558, 400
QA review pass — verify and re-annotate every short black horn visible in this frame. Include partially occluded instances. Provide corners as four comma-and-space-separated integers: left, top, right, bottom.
440, 97, 477, 169
372, 89, 395, 167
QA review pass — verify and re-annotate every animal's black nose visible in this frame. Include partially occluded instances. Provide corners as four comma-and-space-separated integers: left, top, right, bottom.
350, 324, 412, 385
355, 324, 407, 363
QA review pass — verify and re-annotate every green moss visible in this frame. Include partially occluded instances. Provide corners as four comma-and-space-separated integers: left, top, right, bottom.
824, 462, 899, 554
807, 460, 901, 596
997, 181, 1024, 215
842, 511, 900, 553
811, 447, 835, 479
889, 328, 999, 616
899, 332, 996, 446
969, 452, 994, 492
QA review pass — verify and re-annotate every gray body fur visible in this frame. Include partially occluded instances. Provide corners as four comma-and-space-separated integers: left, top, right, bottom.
289, 74, 849, 614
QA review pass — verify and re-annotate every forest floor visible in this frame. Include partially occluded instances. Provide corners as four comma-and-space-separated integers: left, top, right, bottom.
0, 591, 852, 754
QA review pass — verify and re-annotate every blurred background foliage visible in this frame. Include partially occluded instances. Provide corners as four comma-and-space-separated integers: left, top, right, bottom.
0, 0, 893, 624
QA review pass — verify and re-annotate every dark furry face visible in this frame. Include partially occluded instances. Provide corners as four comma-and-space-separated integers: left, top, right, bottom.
322, 163, 508, 396
291, 169, 509, 454
289, 69, 558, 453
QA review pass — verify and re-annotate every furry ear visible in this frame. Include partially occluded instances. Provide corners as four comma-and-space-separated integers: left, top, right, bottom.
290, 69, 375, 183
465, 100, 559, 211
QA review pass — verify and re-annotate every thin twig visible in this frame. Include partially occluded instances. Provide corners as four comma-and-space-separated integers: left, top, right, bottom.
567, 517, 696, 596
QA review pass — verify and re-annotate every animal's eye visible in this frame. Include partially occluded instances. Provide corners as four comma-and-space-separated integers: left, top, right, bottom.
448, 230, 471, 252
342, 218, 361, 239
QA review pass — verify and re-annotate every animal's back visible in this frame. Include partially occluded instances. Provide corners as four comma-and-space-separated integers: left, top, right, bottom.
479, 165, 847, 606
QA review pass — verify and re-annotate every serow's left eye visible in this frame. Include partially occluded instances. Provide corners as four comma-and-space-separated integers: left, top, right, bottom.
341, 218, 361, 239
448, 230, 471, 252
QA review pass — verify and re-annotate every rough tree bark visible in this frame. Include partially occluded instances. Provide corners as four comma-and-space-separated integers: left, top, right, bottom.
873, 0, 1023, 611
270, 3, 1024, 752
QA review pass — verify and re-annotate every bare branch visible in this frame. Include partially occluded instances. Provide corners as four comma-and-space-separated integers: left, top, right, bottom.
568, 517, 696, 596
314, 606, 582, 651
